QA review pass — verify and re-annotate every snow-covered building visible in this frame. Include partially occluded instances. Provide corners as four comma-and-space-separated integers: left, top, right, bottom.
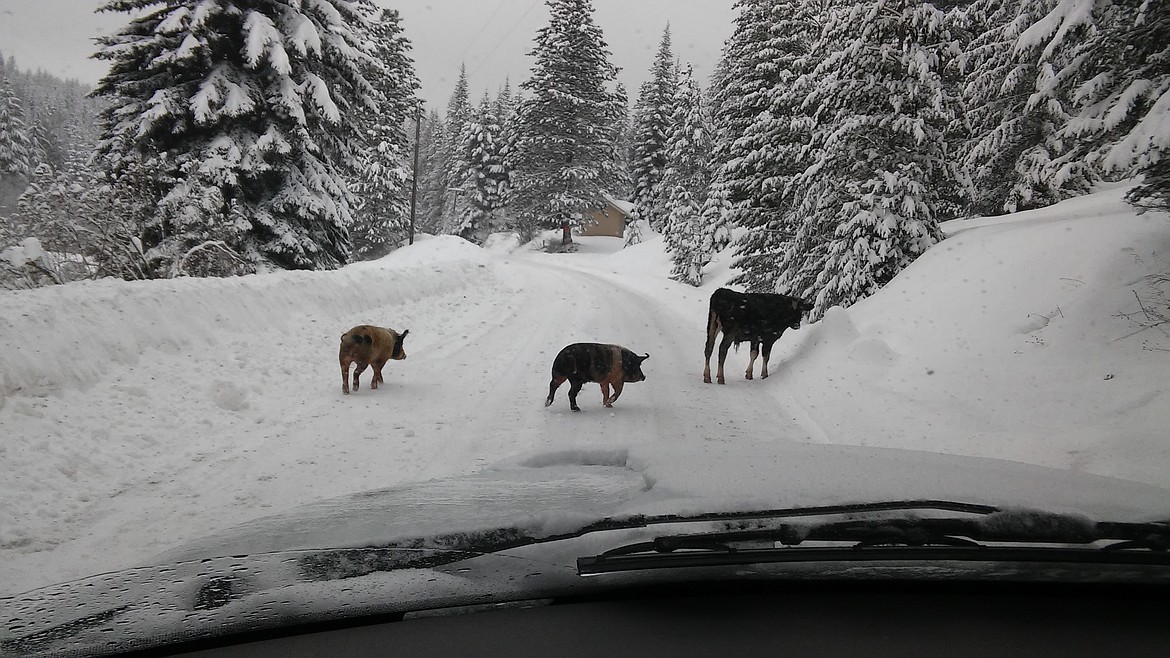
578, 192, 633, 238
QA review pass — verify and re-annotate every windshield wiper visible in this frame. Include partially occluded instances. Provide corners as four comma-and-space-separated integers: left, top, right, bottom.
298, 500, 1007, 581
294, 501, 1170, 581
577, 510, 1170, 575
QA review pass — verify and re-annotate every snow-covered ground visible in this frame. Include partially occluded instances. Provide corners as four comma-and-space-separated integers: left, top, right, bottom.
2, 187, 1169, 595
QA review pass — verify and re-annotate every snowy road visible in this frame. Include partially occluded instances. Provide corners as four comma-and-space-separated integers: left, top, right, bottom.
0, 237, 810, 594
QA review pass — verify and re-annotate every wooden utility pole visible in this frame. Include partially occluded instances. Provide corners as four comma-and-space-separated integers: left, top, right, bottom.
408, 101, 422, 245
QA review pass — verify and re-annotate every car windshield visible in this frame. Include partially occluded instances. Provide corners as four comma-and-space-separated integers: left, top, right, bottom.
2, 0, 1169, 654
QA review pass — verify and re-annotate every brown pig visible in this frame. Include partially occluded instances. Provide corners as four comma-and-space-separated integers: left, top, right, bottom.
339, 325, 409, 394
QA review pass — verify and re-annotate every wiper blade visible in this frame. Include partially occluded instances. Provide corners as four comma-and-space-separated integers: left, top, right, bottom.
578, 511, 1170, 576
298, 500, 1005, 581
579, 545, 1170, 575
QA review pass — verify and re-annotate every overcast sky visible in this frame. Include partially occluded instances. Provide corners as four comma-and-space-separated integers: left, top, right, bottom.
0, 0, 735, 113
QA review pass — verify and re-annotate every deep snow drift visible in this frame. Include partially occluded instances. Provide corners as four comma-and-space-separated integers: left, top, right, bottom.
2, 188, 1168, 595
771, 185, 1170, 484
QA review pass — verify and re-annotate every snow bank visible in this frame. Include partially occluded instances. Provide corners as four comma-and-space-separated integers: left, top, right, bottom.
0, 239, 489, 399
771, 187, 1170, 486
482, 232, 522, 254
353, 234, 486, 269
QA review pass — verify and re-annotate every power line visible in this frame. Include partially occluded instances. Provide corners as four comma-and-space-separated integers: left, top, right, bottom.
467, 0, 540, 80
453, 0, 509, 66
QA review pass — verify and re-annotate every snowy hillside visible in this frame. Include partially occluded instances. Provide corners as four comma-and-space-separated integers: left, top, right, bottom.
771, 185, 1170, 484
2, 187, 1169, 595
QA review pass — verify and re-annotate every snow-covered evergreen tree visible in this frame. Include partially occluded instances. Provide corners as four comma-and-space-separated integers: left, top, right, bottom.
510, 0, 622, 243
707, 0, 785, 217
493, 80, 518, 214
608, 82, 634, 203
692, 56, 735, 261
12, 163, 60, 239
495, 79, 514, 125
416, 108, 447, 234
1046, 0, 1170, 211
628, 25, 678, 235
959, 0, 1092, 215
440, 65, 474, 234
725, 0, 825, 293
781, 0, 953, 320
0, 74, 34, 214
29, 116, 65, 175
661, 64, 715, 286
91, 0, 382, 274
349, 7, 420, 260
458, 94, 509, 243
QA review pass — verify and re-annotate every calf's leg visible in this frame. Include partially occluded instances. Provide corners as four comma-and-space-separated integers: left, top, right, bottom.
746, 341, 759, 380
761, 338, 778, 379
568, 378, 585, 412
703, 324, 718, 384
717, 334, 734, 385
546, 374, 567, 407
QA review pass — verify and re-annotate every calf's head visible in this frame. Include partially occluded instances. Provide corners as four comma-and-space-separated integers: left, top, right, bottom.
790, 298, 815, 329
621, 351, 649, 382
392, 329, 409, 360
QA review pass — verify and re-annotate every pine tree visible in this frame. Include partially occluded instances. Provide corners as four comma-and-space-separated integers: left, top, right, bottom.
661, 64, 715, 286
417, 109, 448, 234
608, 82, 634, 203
12, 162, 59, 237
708, 0, 784, 224
494, 80, 518, 215
782, 0, 953, 319
349, 8, 420, 260
692, 56, 735, 261
0, 74, 34, 206
440, 65, 474, 234
458, 94, 509, 243
510, 0, 622, 243
629, 25, 678, 235
725, 0, 825, 293
1046, 0, 1170, 210
495, 79, 514, 124
90, 0, 382, 274
959, 0, 1090, 214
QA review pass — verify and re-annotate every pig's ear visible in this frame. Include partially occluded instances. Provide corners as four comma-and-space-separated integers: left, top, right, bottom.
639, 353, 649, 362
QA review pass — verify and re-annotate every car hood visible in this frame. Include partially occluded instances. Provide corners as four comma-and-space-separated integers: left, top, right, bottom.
6, 441, 1170, 657
157, 440, 1170, 562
